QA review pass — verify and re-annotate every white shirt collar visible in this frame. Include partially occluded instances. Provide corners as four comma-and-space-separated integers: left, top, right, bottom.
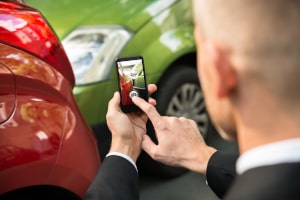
236, 138, 300, 174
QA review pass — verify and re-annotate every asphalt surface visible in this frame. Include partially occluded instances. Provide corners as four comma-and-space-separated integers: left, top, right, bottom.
140, 171, 219, 200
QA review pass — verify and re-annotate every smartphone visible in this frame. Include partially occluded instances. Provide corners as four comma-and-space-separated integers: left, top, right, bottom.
116, 56, 148, 113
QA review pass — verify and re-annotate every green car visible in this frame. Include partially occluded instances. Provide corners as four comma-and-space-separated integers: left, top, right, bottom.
28, 0, 211, 176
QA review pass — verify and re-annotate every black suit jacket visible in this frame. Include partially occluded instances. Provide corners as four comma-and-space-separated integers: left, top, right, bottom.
224, 162, 300, 200
206, 151, 238, 198
207, 151, 300, 200
85, 156, 139, 200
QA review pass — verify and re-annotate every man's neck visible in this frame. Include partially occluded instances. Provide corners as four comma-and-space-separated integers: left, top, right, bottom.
235, 107, 300, 154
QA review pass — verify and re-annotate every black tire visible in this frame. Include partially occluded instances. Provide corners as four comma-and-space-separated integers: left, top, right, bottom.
0, 186, 80, 200
156, 66, 209, 137
139, 65, 211, 178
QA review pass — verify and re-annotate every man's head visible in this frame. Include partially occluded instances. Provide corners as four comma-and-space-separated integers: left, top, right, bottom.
193, 0, 300, 140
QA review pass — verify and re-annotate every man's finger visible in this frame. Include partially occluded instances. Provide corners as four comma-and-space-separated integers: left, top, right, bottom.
132, 96, 161, 127
107, 92, 121, 112
142, 134, 158, 158
148, 84, 157, 96
148, 97, 157, 106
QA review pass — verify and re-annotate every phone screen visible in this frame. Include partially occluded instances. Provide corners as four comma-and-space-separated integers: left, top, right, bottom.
116, 56, 148, 113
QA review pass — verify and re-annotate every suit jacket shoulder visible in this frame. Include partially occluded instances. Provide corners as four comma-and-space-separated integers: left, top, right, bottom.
225, 162, 300, 200
206, 151, 238, 199
85, 155, 139, 200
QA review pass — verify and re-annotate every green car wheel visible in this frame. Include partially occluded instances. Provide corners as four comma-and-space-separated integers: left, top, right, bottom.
157, 65, 210, 137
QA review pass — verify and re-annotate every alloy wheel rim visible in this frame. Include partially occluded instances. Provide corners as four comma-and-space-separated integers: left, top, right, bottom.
166, 83, 209, 136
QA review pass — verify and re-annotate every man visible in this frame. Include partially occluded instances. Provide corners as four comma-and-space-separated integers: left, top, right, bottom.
85, 0, 300, 199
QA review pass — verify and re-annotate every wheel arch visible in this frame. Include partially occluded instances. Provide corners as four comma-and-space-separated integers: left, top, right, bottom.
0, 185, 81, 200
155, 52, 197, 89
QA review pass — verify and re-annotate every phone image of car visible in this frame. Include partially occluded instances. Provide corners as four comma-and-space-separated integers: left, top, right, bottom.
27, 0, 212, 177
0, 1, 100, 199
116, 56, 148, 112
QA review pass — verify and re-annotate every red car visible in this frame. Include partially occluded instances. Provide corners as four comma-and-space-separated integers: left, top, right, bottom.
0, 0, 100, 199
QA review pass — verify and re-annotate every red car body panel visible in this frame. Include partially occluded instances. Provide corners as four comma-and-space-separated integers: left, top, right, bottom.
0, 1, 100, 198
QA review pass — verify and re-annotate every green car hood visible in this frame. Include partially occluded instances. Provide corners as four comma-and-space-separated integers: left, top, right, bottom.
27, 0, 178, 38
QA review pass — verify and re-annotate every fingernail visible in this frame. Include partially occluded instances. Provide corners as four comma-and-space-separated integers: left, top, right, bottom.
132, 96, 137, 101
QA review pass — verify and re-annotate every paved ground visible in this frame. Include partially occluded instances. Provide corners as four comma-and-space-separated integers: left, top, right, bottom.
140, 171, 219, 200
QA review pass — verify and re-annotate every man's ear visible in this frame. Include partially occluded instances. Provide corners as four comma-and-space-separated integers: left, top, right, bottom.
203, 41, 237, 98
194, 26, 203, 46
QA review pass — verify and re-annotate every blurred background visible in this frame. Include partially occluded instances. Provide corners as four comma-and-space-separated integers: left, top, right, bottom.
26, 0, 239, 199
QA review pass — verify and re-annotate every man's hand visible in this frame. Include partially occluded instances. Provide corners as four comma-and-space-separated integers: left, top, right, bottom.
132, 96, 217, 175
106, 84, 157, 162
